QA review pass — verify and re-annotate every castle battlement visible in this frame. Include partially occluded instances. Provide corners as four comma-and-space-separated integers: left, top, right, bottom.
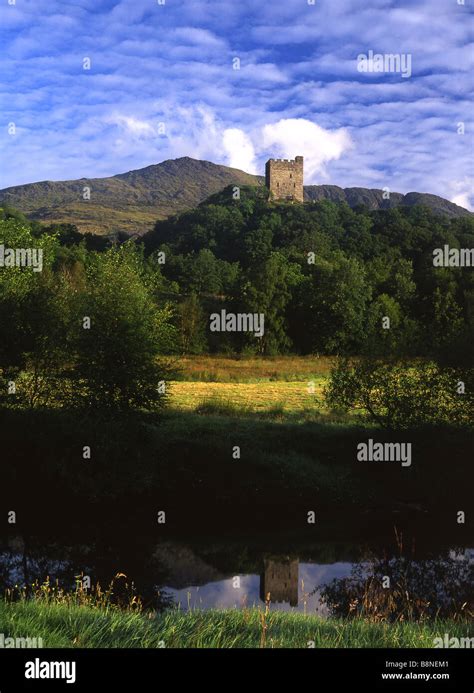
268, 156, 303, 164
265, 156, 303, 202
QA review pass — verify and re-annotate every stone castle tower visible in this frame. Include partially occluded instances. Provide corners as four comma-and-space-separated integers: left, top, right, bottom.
260, 558, 299, 607
265, 156, 304, 203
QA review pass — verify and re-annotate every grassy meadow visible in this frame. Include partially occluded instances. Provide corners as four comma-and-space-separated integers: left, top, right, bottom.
1, 599, 470, 649
169, 380, 328, 419
173, 355, 335, 382
168, 354, 358, 424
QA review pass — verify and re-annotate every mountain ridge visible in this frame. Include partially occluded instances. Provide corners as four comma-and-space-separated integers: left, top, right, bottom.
0, 157, 470, 235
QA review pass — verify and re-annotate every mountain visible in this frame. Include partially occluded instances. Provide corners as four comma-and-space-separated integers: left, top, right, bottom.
0, 157, 470, 235
303, 185, 471, 219
0, 158, 260, 236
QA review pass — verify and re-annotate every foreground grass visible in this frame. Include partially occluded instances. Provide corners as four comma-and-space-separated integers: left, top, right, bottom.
1, 601, 470, 648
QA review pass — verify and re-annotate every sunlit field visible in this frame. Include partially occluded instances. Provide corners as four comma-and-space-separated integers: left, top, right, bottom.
167, 355, 355, 423
170, 380, 322, 413
173, 355, 335, 382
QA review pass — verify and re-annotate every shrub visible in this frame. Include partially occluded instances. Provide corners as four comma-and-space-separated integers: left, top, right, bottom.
324, 357, 473, 428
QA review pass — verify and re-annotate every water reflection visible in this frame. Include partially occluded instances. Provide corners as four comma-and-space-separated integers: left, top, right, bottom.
320, 548, 474, 620
261, 558, 299, 607
0, 536, 472, 618
167, 558, 354, 613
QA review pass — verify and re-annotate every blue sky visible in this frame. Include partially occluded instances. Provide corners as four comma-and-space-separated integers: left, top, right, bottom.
1, 0, 473, 208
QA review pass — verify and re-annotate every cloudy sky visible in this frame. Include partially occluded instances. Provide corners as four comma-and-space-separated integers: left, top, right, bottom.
1, 0, 473, 208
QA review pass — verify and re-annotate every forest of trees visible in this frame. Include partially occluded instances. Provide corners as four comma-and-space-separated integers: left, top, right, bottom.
144, 186, 474, 361
0, 186, 473, 420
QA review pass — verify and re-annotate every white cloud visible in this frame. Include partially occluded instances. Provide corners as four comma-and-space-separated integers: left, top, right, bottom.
222, 128, 257, 173
171, 27, 227, 50
260, 118, 353, 183
451, 193, 472, 211
450, 179, 474, 211
105, 115, 156, 139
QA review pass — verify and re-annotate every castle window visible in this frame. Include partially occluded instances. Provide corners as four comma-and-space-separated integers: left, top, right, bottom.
290, 173, 292, 179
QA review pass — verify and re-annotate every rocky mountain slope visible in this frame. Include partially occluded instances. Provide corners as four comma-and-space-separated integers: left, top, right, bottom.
0, 157, 470, 235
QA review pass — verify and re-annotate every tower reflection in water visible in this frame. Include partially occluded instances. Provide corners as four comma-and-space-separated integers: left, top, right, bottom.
260, 557, 299, 607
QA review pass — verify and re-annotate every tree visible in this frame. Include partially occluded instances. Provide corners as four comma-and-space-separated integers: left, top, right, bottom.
302, 253, 371, 354
324, 357, 472, 428
0, 218, 65, 408
176, 293, 207, 354
70, 243, 176, 411
239, 252, 295, 355
186, 249, 222, 295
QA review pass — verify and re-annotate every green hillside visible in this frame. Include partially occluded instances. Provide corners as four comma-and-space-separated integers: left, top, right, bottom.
0, 157, 470, 236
